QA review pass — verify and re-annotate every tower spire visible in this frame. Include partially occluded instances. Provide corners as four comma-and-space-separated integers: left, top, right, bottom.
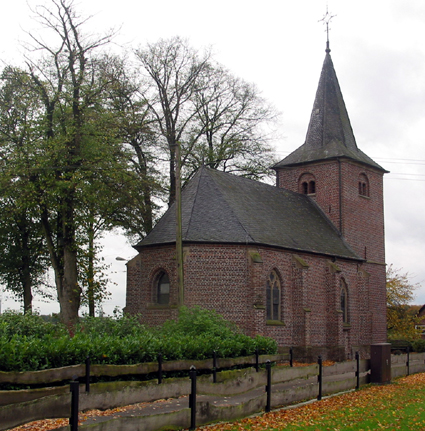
272, 38, 387, 172
319, 6, 336, 53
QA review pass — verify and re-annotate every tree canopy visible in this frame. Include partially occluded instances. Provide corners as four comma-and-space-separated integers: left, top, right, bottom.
135, 36, 278, 206
386, 264, 421, 340
0, 1, 279, 320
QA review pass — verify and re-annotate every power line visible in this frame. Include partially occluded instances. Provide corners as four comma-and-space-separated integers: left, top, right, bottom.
373, 157, 425, 163
390, 173, 425, 177
378, 161, 425, 166
274, 151, 425, 165
386, 177, 425, 182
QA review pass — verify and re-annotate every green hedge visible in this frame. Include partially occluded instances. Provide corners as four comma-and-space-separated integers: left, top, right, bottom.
0, 307, 277, 372
389, 338, 425, 353
411, 339, 425, 353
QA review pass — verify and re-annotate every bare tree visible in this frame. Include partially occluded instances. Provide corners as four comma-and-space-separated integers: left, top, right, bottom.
135, 37, 211, 206
135, 37, 278, 205
188, 65, 277, 180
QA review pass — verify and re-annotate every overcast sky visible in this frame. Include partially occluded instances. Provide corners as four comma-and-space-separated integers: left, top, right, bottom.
1, 0, 424, 315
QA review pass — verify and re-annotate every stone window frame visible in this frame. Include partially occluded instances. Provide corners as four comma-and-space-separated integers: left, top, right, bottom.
358, 173, 370, 197
266, 269, 283, 323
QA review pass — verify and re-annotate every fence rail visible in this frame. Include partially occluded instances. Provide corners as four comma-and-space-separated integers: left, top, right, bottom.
0, 352, 424, 431
0, 352, 289, 387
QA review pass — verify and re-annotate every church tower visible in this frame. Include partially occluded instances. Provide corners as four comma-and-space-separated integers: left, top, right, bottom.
273, 46, 387, 264
273, 45, 388, 344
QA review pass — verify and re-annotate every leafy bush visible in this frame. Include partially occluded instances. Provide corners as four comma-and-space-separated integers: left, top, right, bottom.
0, 307, 277, 371
411, 339, 425, 353
161, 306, 237, 338
0, 310, 64, 340
75, 314, 150, 338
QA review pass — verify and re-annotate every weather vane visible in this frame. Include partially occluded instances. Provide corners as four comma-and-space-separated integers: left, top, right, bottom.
319, 6, 336, 53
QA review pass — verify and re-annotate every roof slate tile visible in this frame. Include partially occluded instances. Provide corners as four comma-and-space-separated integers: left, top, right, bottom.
135, 167, 360, 261
273, 52, 387, 172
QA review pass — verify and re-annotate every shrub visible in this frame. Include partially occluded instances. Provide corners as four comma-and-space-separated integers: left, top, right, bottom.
0, 310, 64, 340
76, 314, 149, 338
411, 339, 425, 353
0, 307, 277, 371
161, 306, 238, 338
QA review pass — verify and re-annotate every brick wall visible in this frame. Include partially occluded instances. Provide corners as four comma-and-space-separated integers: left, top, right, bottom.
276, 159, 386, 264
276, 158, 387, 349
125, 157, 387, 359
126, 243, 385, 359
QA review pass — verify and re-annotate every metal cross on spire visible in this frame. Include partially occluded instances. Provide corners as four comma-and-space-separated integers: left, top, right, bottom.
319, 6, 336, 53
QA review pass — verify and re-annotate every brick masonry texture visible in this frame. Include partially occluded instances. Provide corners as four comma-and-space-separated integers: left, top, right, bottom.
276, 159, 387, 351
126, 185, 387, 360
126, 157, 387, 360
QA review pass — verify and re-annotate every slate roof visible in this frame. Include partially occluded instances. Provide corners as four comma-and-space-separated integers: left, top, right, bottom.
135, 166, 361, 261
273, 51, 387, 172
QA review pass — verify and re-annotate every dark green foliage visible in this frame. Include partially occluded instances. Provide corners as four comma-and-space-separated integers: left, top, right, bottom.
389, 338, 425, 353
389, 339, 412, 352
0, 307, 277, 371
411, 339, 425, 353
162, 306, 237, 337
0, 310, 65, 339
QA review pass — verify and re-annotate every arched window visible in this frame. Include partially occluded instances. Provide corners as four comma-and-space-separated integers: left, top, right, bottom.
266, 270, 281, 321
340, 279, 348, 323
299, 173, 316, 195
156, 271, 170, 305
358, 173, 369, 197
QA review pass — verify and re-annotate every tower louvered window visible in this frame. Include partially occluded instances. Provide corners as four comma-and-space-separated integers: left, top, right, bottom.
299, 174, 316, 195
358, 173, 369, 197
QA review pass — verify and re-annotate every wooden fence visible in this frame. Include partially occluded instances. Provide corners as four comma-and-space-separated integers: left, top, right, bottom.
0, 352, 424, 431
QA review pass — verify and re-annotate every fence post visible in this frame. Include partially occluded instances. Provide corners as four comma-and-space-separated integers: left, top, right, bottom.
85, 356, 90, 393
265, 360, 271, 412
317, 355, 323, 401
189, 366, 197, 430
213, 350, 217, 383
289, 347, 293, 367
70, 377, 79, 431
255, 348, 259, 372
158, 353, 163, 384
355, 351, 360, 390
406, 346, 410, 376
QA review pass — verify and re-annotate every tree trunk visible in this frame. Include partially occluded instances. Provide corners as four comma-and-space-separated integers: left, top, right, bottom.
59, 245, 81, 327
18, 216, 33, 314
22, 271, 33, 314
168, 144, 176, 206
40, 202, 80, 327
59, 187, 81, 326
87, 220, 95, 317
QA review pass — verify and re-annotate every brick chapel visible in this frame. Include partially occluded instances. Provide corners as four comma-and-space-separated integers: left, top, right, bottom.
125, 45, 388, 360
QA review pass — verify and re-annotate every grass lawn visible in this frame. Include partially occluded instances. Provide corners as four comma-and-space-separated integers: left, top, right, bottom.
200, 373, 425, 430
